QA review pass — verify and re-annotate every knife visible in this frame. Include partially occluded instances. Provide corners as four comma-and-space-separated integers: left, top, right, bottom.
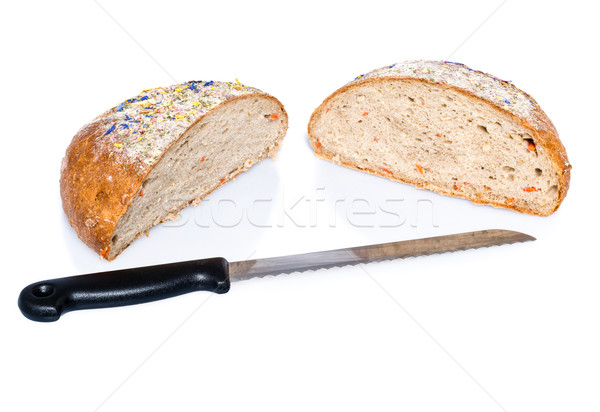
18, 229, 534, 322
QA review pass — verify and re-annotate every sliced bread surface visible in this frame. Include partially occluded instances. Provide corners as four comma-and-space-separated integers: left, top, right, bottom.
308, 61, 571, 216
61, 80, 288, 260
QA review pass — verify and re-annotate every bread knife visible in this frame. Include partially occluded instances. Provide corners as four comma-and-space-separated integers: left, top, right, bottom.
18, 229, 534, 322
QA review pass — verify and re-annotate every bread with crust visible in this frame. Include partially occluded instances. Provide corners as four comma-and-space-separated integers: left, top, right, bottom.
308, 61, 571, 216
61, 80, 288, 260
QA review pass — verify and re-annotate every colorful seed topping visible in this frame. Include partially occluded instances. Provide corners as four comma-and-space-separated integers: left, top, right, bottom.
93, 80, 262, 174
350, 60, 551, 132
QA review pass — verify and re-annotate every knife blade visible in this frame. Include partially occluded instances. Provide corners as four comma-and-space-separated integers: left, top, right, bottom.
18, 229, 534, 322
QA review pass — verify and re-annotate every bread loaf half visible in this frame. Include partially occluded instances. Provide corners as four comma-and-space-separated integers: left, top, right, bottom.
308, 61, 571, 216
61, 80, 288, 260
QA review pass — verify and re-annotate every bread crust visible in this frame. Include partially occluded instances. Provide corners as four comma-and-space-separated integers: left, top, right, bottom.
61, 87, 287, 260
308, 65, 571, 216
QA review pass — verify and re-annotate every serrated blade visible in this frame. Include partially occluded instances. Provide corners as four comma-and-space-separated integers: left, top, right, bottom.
228, 229, 535, 282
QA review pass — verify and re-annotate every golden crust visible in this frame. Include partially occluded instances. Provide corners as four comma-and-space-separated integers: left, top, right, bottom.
60, 117, 143, 256
61, 93, 287, 260
308, 76, 571, 216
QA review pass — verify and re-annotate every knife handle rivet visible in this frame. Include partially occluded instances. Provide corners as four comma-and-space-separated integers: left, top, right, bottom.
31, 284, 55, 298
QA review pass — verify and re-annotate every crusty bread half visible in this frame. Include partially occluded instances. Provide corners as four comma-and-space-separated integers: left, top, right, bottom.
61, 80, 288, 260
308, 61, 571, 216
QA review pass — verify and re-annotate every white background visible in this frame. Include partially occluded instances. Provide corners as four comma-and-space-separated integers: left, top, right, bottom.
1, 0, 598, 411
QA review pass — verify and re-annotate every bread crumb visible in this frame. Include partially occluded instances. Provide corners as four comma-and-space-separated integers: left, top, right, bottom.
164, 213, 180, 222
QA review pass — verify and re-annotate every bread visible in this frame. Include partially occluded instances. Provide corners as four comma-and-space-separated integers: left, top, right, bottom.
308, 61, 571, 216
61, 80, 288, 260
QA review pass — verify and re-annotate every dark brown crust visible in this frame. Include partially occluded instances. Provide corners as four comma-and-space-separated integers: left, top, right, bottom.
308, 76, 571, 216
61, 93, 288, 260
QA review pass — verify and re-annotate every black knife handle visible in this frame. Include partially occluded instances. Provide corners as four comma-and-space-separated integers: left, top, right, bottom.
18, 257, 230, 322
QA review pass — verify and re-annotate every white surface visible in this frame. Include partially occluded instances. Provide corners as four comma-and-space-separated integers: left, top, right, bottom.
1, 0, 598, 411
